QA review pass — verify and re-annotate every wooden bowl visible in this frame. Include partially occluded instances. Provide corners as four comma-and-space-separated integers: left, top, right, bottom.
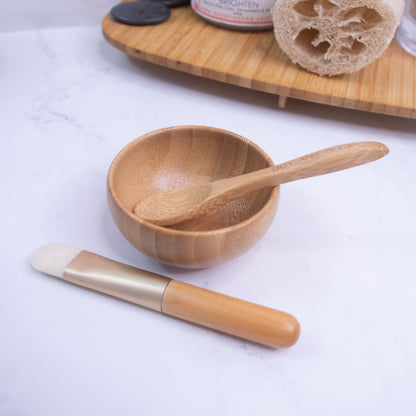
107, 126, 279, 268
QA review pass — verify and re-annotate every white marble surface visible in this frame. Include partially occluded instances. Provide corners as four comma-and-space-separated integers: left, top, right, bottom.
1, 23, 416, 416
0, 0, 116, 32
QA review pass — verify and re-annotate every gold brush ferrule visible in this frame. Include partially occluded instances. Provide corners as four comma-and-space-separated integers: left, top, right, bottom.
63, 251, 171, 312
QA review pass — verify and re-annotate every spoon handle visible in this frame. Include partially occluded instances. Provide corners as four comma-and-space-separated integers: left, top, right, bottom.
210, 141, 388, 200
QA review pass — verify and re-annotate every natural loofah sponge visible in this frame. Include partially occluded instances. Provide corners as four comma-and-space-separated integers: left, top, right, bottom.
272, 0, 405, 76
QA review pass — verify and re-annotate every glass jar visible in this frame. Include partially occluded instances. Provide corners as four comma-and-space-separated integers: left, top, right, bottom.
190, 0, 275, 31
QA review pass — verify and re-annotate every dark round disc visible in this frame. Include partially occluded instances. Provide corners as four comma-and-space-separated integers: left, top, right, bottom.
147, 0, 190, 7
110, 1, 171, 26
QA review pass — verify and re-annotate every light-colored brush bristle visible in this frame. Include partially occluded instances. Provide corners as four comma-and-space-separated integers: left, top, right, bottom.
30, 243, 82, 278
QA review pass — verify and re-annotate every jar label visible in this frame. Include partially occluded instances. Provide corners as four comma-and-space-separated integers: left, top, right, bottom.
191, 0, 274, 27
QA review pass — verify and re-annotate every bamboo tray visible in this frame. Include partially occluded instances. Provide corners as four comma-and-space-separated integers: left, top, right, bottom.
102, 5, 416, 118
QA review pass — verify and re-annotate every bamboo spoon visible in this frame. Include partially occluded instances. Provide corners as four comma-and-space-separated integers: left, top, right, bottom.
133, 141, 389, 226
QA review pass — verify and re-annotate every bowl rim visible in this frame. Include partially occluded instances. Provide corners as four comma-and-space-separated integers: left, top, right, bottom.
107, 125, 280, 236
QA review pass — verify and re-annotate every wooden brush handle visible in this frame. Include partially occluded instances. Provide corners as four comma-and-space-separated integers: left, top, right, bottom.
161, 280, 300, 348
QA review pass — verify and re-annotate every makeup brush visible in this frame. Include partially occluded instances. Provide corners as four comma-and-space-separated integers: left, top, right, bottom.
30, 244, 300, 348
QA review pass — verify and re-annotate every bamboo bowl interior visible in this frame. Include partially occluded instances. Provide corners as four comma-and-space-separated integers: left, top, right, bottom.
107, 126, 279, 267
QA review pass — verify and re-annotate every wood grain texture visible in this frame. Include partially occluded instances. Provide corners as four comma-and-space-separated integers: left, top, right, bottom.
102, 3, 416, 118
133, 141, 388, 226
162, 280, 300, 348
107, 126, 279, 268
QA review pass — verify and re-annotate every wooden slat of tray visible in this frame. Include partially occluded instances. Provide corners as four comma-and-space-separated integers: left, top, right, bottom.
102, 5, 416, 118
